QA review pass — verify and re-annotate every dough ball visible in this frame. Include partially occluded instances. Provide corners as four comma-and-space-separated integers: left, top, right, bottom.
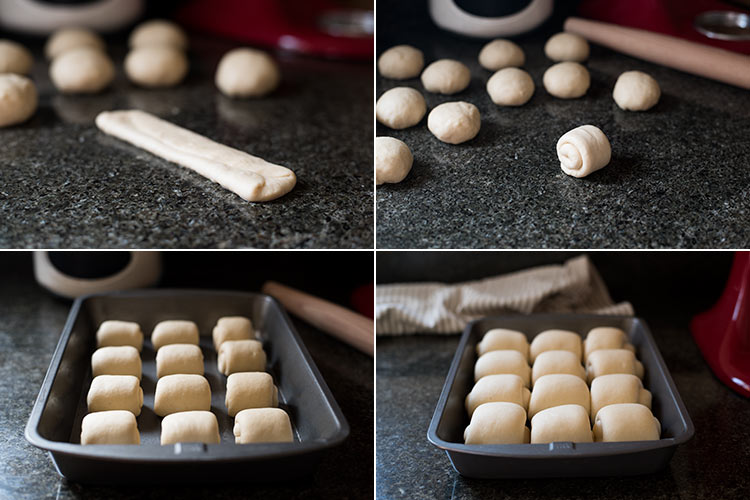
0, 74, 37, 128
613, 70, 660, 111
0, 40, 33, 75
531, 350, 586, 386
464, 402, 529, 445
478, 39, 525, 71
465, 374, 530, 416
590, 373, 652, 420
421, 59, 471, 95
476, 328, 529, 360
215, 48, 280, 98
125, 46, 188, 88
212, 316, 255, 351
226, 372, 278, 417
156, 344, 204, 378
530, 404, 593, 443
376, 87, 426, 129
91, 346, 142, 379
543, 62, 590, 99
217, 339, 266, 375
45, 27, 105, 60
529, 329, 582, 363
557, 124, 611, 178
50, 47, 114, 94
544, 32, 590, 62
129, 19, 188, 50
486, 67, 534, 106
378, 45, 424, 79
474, 349, 530, 386
234, 408, 293, 443
593, 403, 660, 442
375, 136, 412, 185
584, 327, 634, 362
96, 320, 143, 352
81, 410, 140, 445
161, 410, 220, 445
151, 320, 199, 351
427, 101, 480, 145
87, 375, 143, 416
586, 348, 644, 383
154, 374, 211, 417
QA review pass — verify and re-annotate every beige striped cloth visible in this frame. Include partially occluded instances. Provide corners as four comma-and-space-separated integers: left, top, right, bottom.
376, 255, 633, 335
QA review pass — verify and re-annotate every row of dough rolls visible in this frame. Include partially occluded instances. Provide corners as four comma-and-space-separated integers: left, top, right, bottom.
463, 327, 660, 445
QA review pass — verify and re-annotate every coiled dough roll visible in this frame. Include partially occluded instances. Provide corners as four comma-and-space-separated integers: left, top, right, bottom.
91, 346, 142, 379
556, 125, 611, 178
96, 320, 143, 352
81, 410, 140, 445
151, 320, 200, 351
217, 339, 266, 376
154, 374, 211, 417
590, 373, 652, 420
465, 374, 530, 417
586, 349, 644, 384
234, 408, 293, 444
476, 329, 529, 360
226, 372, 278, 417
156, 344, 204, 378
87, 375, 143, 416
584, 327, 635, 362
531, 350, 585, 386
528, 373, 590, 419
212, 316, 255, 350
474, 350, 530, 386
593, 403, 660, 442
161, 410, 220, 445
529, 330, 582, 363
530, 404, 593, 443
463, 402, 530, 445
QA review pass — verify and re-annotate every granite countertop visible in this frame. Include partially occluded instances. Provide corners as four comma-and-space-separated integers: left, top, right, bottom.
376, 4, 750, 248
0, 35, 373, 248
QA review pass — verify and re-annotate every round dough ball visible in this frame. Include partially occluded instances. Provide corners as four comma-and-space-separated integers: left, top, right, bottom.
486, 67, 534, 106
129, 19, 188, 50
545, 32, 590, 62
0, 74, 37, 127
378, 45, 424, 79
50, 47, 114, 94
45, 27, 105, 60
0, 40, 33, 75
613, 70, 660, 111
421, 59, 470, 95
376, 87, 426, 129
215, 48, 280, 98
125, 46, 188, 88
376, 137, 413, 185
478, 39, 525, 71
427, 101, 480, 144
543, 62, 590, 99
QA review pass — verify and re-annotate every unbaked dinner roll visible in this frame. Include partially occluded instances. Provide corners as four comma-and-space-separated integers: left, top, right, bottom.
528, 373, 590, 419
586, 349, 644, 383
478, 39, 525, 71
212, 316, 255, 350
463, 402, 530, 445
593, 403, 660, 442
584, 327, 635, 362
226, 372, 278, 417
378, 44, 424, 79
556, 124, 611, 178
234, 408, 293, 444
529, 330, 582, 363
151, 320, 200, 350
531, 350, 585, 386
129, 19, 188, 50
91, 346, 142, 379
217, 339, 266, 376
156, 344, 204, 378
81, 410, 140, 445
474, 350, 530, 387
154, 374, 211, 417
161, 411, 220, 445
87, 375, 143, 416
530, 404, 593, 443
421, 59, 471, 95
590, 373, 652, 420
96, 320, 143, 352
465, 374, 530, 417
476, 328, 529, 360
45, 27, 105, 60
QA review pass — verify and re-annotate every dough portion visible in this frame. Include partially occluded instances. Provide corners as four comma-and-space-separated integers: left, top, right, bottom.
486, 67, 534, 106
129, 19, 188, 50
529, 330, 582, 363
590, 373, 652, 420
234, 408, 294, 443
92, 346, 142, 379
217, 339, 267, 375
476, 328, 529, 360
50, 47, 114, 94
474, 349, 530, 387
427, 101, 480, 145
156, 344, 205, 378
376, 87, 426, 129
584, 327, 635, 362
154, 374, 211, 417
465, 374, 530, 416
531, 350, 585, 386
151, 320, 200, 351
530, 404, 593, 443
478, 39, 525, 71
0, 74, 37, 128
557, 124, 611, 178
81, 410, 140, 445
421, 59, 471, 94
543, 62, 590, 99
375, 136, 412, 185
87, 375, 143, 416
212, 316, 255, 351
95, 110, 296, 202
593, 403, 660, 442
0, 40, 33, 75
215, 48, 280, 98
45, 27, 105, 60
544, 32, 590, 62
586, 349, 644, 383
378, 45, 424, 79
125, 46, 188, 88
161, 410, 220, 445
528, 373, 590, 419
613, 71, 661, 111
464, 402, 529, 445
96, 320, 143, 352
226, 372, 278, 417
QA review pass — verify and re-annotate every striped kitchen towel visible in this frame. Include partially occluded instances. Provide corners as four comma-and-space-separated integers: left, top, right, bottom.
376, 255, 633, 335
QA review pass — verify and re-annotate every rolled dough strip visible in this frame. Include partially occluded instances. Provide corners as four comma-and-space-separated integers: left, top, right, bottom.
95, 109, 296, 202
530, 404, 593, 443
96, 320, 143, 352
465, 374, 530, 417
590, 373, 652, 420
234, 408, 293, 444
156, 344, 204, 378
217, 339, 266, 375
556, 125, 611, 178
91, 346, 142, 379
593, 403, 660, 442
529, 330, 582, 363
528, 373, 590, 419
586, 348, 644, 383
584, 327, 635, 362
161, 410, 220, 445
474, 349, 530, 386
212, 316, 255, 351
475, 328, 529, 360
151, 320, 199, 351
463, 402, 530, 445
87, 375, 143, 416
154, 374, 211, 417
81, 410, 140, 445
531, 350, 586, 386
225, 372, 278, 417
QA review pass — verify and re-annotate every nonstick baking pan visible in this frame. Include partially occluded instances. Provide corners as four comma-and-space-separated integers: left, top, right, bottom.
427, 314, 694, 478
25, 289, 349, 485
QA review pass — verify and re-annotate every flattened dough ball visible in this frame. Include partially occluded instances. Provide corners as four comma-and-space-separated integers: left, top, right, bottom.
129, 19, 188, 50
376, 87, 426, 129
218, 339, 266, 375
226, 372, 278, 417
474, 349, 530, 387
478, 39, 525, 71
593, 403, 660, 442
427, 101, 480, 145
81, 410, 140, 445
151, 320, 199, 351
531, 350, 585, 386
0, 74, 37, 128
528, 373, 590, 419
91, 346, 142, 379
476, 328, 529, 359
557, 124, 611, 178
161, 411, 220, 445
486, 67, 534, 106
378, 45, 424, 79
50, 47, 114, 94
586, 348, 644, 383
590, 373, 652, 420
543, 62, 590, 99
465, 374, 530, 417
156, 344, 204, 378
464, 402, 529, 445
544, 32, 590, 62
212, 316, 255, 351
421, 59, 470, 95
0, 40, 33, 75
375, 136, 412, 185
96, 320, 143, 352
234, 408, 293, 444
613, 70, 661, 111
87, 375, 143, 416
530, 404, 593, 443
584, 327, 635, 362
45, 27, 105, 60
154, 374, 211, 417
125, 46, 188, 88
529, 329, 582, 363
215, 48, 280, 98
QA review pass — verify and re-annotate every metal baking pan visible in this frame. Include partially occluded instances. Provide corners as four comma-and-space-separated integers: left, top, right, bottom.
427, 314, 694, 478
25, 289, 349, 485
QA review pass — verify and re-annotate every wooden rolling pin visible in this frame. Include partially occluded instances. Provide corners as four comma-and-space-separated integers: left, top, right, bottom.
564, 17, 750, 89
262, 281, 374, 356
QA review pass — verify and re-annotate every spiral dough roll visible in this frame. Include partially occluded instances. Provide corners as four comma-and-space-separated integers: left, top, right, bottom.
556, 125, 611, 178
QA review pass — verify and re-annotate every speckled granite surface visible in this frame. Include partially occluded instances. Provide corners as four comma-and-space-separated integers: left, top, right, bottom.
376, 3, 750, 249
0, 36, 373, 248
